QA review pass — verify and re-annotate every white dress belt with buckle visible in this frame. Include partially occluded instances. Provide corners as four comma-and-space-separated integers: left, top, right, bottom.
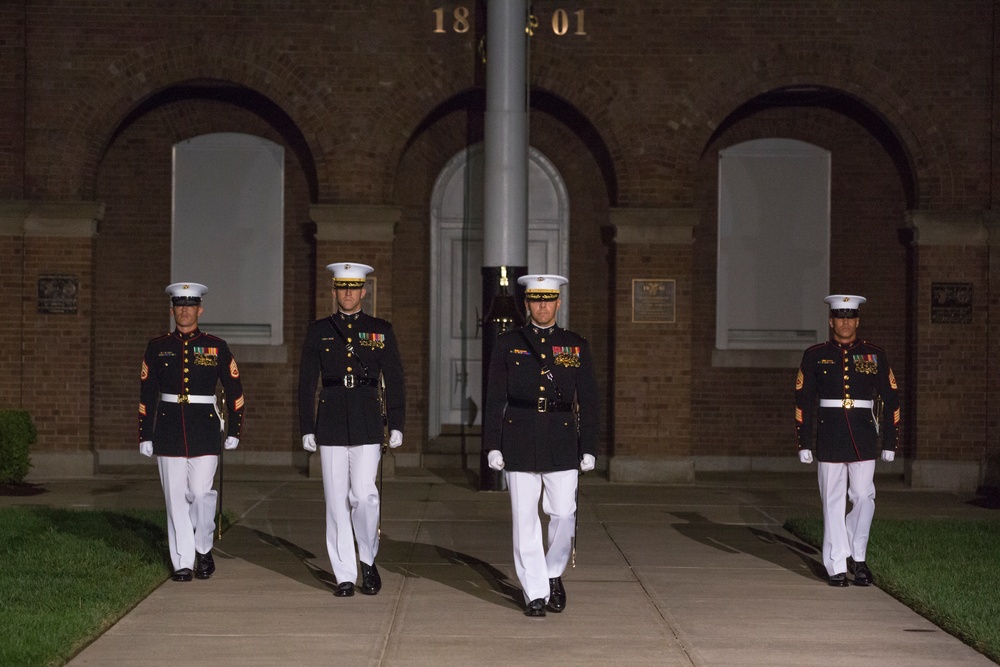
160, 393, 217, 404
819, 398, 873, 409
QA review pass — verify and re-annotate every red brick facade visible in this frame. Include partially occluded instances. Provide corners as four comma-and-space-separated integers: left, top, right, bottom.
1, 1, 997, 489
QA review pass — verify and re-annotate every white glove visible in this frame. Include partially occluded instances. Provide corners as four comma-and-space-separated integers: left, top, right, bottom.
580, 453, 595, 472
487, 450, 505, 471
302, 433, 317, 452
224, 436, 239, 450
881, 450, 895, 462
798, 449, 813, 464
389, 430, 403, 448
139, 440, 153, 457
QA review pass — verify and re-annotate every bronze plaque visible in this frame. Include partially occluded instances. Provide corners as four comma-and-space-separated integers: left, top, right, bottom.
38, 275, 79, 314
632, 279, 676, 323
931, 282, 972, 324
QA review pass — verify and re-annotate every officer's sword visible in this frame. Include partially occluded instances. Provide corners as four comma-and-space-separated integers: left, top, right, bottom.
377, 372, 388, 538
872, 395, 884, 435
572, 399, 581, 568
572, 472, 580, 568
215, 387, 227, 541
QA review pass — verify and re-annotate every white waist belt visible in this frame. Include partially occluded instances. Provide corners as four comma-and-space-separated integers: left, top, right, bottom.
819, 398, 873, 409
160, 393, 217, 405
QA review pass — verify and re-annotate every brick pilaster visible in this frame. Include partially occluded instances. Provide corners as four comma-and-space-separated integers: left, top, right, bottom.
0, 199, 103, 478
906, 210, 988, 490
609, 208, 696, 483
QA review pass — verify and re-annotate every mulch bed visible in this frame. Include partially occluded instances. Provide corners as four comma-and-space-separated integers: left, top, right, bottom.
0, 482, 46, 497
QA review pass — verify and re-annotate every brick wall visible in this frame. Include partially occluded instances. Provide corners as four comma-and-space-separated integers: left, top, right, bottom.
2, 0, 997, 478
0, 235, 24, 407
16, 1, 991, 207
0, 4, 24, 199
22, 235, 92, 453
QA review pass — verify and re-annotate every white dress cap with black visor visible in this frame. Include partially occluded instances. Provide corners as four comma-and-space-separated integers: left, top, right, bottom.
824, 294, 866, 318
166, 282, 208, 306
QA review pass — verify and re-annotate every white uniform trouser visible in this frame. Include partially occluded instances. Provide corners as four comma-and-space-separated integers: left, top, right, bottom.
507, 469, 578, 604
817, 460, 876, 576
319, 444, 381, 585
157, 455, 218, 572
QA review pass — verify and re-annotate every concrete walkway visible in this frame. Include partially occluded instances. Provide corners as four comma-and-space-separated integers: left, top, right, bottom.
5, 468, 997, 666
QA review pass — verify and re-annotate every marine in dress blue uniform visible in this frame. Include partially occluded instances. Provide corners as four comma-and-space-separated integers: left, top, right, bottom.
795, 294, 900, 586
138, 282, 245, 581
484, 274, 599, 617
298, 262, 406, 597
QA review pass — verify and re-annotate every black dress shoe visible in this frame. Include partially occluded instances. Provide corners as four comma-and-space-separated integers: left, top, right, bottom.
524, 598, 546, 617
195, 551, 215, 580
827, 573, 849, 587
360, 562, 381, 595
171, 568, 193, 582
334, 582, 355, 597
546, 577, 566, 612
851, 560, 874, 586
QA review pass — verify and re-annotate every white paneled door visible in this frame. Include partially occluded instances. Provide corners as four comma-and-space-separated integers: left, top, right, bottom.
429, 145, 569, 435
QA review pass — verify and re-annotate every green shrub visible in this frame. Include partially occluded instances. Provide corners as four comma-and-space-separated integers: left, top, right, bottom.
0, 410, 37, 484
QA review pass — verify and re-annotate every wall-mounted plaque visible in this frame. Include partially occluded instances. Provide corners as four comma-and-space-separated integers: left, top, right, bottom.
38, 275, 79, 314
632, 279, 675, 323
931, 282, 973, 324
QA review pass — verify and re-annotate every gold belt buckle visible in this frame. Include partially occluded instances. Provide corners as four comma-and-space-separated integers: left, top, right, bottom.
178, 394, 190, 404
343, 374, 356, 389
842, 398, 854, 409
537, 397, 547, 412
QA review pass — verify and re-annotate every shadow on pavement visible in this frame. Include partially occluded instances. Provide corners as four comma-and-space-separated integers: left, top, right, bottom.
669, 511, 827, 581
217, 523, 523, 610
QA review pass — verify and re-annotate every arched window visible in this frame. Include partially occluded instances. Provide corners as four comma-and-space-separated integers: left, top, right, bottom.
717, 138, 830, 351
172, 133, 284, 346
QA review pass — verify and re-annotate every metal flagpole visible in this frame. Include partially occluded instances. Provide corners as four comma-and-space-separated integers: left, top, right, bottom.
480, 0, 530, 491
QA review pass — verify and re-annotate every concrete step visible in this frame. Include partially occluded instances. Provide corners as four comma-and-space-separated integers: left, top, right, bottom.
426, 426, 481, 454
421, 452, 479, 468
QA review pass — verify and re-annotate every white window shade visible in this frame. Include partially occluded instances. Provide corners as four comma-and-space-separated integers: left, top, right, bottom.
717, 138, 830, 350
172, 133, 284, 345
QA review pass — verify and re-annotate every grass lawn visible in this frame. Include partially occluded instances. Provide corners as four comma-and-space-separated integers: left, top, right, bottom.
785, 516, 1000, 664
0, 507, 170, 667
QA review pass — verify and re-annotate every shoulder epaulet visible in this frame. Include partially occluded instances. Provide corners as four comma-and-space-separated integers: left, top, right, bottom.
804, 341, 827, 353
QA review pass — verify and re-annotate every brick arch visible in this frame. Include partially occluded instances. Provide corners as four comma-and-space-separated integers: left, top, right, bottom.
372, 57, 630, 208
528, 61, 633, 206
357, 63, 489, 204
55, 35, 331, 201
670, 41, 948, 209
